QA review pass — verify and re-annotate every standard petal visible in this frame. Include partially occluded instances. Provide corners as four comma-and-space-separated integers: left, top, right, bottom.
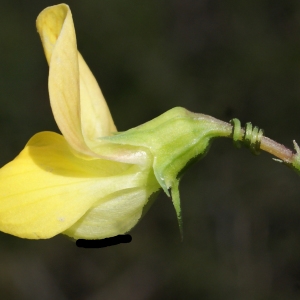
0, 132, 148, 239
36, 4, 116, 158
79, 52, 117, 147
36, 4, 89, 156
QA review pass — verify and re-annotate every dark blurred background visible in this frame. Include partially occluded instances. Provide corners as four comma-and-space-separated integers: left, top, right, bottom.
1, 0, 300, 299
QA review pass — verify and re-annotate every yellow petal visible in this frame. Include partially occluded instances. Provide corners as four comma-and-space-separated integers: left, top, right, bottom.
79, 52, 117, 148
36, 4, 85, 155
0, 132, 149, 239
64, 178, 160, 240
36, 4, 116, 158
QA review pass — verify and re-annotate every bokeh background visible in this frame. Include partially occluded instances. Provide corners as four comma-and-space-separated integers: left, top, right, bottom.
1, 0, 300, 299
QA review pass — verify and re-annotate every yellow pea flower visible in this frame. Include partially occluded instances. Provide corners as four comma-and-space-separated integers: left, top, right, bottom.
0, 4, 160, 240
0, 4, 231, 240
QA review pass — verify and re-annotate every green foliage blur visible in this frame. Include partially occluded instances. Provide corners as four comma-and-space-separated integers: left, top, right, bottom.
1, 0, 300, 299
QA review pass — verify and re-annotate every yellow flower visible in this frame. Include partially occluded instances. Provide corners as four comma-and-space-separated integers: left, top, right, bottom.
0, 4, 160, 240
0, 4, 231, 241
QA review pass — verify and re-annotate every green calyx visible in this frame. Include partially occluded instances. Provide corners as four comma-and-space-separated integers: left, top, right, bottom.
102, 107, 231, 235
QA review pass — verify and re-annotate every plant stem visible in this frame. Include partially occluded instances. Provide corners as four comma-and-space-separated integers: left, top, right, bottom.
199, 114, 295, 165
226, 123, 295, 164
260, 136, 294, 164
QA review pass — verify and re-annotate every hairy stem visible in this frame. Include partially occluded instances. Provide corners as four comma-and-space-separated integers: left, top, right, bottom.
260, 136, 294, 163
225, 122, 295, 164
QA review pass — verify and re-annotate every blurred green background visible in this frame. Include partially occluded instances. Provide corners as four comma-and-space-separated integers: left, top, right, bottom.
1, 0, 300, 299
